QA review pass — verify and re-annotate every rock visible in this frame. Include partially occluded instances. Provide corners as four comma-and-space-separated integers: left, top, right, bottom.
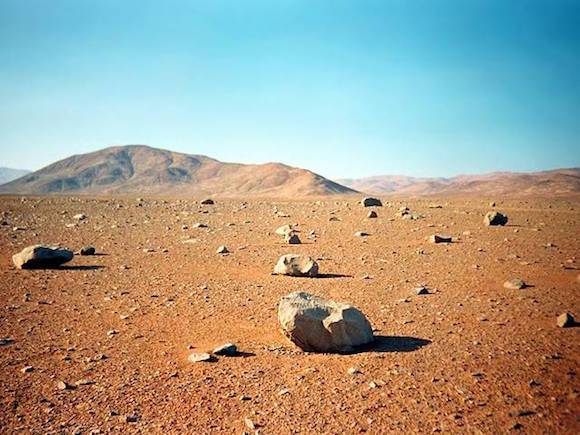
484, 211, 508, 226
557, 312, 575, 328
56, 380, 74, 390
285, 232, 301, 244
347, 366, 362, 375
193, 222, 208, 228
429, 235, 452, 244
73, 213, 86, 220
201, 198, 214, 205
12, 245, 74, 269
188, 352, 213, 363
414, 286, 430, 295
79, 246, 96, 256
275, 224, 294, 236
361, 197, 382, 207
367, 210, 378, 218
273, 254, 319, 277
21, 366, 33, 373
277, 291, 374, 353
216, 245, 229, 254
354, 231, 369, 237
213, 343, 237, 356
503, 278, 526, 290
490, 201, 496, 207
123, 415, 140, 423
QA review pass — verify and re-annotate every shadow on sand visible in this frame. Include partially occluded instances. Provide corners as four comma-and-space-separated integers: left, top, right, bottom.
352, 335, 431, 354
315, 273, 353, 279
58, 265, 105, 271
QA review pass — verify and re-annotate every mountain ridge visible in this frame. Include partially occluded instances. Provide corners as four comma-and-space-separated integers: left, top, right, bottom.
337, 167, 580, 197
0, 145, 357, 197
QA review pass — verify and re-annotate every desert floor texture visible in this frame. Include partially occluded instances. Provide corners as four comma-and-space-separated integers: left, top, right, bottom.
1, 195, 579, 434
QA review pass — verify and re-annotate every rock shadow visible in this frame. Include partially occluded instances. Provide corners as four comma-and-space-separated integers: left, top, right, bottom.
315, 273, 353, 279
58, 265, 105, 271
353, 335, 431, 353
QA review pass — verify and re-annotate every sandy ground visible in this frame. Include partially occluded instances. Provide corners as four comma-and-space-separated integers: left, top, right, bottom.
0, 195, 579, 434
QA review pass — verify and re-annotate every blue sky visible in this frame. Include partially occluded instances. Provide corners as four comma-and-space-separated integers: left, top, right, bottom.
1, 0, 579, 178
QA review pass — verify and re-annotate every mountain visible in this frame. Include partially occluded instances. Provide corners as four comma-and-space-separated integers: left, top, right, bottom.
338, 168, 580, 197
0, 145, 357, 197
0, 167, 30, 184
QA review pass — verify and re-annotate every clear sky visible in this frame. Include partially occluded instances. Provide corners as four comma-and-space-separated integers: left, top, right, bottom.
1, 0, 579, 178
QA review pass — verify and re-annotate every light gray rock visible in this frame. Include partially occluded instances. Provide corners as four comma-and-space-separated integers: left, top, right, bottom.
12, 245, 74, 269
278, 292, 374, 353
275, 224, 294, 236
216, 245, 229, 254
503, 278, 526, 290
484, 211, 508, 226
188, 352, 213, 362
273, 255, 318, 277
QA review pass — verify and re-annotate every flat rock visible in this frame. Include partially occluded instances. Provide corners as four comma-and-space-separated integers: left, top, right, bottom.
361, 197, 382, 207
273, 254, 319, 277
504, 278, 526, 290
275, 224, 294, 236
12, 245, 74, 269
285, 232, 301, 244
188, 352, 213, 363
278, 292, 374, 353
429, 235, 452, 244
216, 246, 229, 254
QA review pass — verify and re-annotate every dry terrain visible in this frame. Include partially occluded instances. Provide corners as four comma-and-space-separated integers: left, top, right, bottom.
1, 195, 579, 434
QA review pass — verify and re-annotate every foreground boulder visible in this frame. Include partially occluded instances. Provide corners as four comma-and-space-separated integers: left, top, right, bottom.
273, 254, 318, 277
13, 245, 74, 269
361, 197, 382, 207
278, 292, 374, 352
484, 211, 508, 226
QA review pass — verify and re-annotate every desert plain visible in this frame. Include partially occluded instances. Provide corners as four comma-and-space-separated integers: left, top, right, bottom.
0, 194, 579, 434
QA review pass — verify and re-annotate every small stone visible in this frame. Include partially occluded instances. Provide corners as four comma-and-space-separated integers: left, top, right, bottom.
213, 343, 237, 356
21, 366, 33, 373
273, 254, 318, 277
367, 211, 378, 218
188, 352, 213, 363
201, 199, 214, 205
429, 235, 452, 244
285, 233, 301, 244
354, 231, 369, 237
414, 286, 430, 295
80, 246, 96, 255
123, 414, 139, 423
244, 418, 256, 430
557, 312, 575, 328
73, 213, 86, 220
348, 366, 362, 375
503, 278, 526, 290
56, 380, 74, 390
216, 246, 229, 254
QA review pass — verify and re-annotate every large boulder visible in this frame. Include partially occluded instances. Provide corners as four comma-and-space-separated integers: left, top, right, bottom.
275, 224, 294, 236
273, 254, 318, 277
361, 197, 382, 207
484, 211, 508, 226
12, 245, 74, 269
278, 292, 374, 353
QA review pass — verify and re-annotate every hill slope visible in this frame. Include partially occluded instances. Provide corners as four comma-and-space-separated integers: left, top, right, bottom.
338, 168, 580, 197
0, 145, 357, 197
0, 167, 30, 184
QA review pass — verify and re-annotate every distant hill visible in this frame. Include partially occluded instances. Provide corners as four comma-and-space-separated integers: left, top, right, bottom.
0, 167, 30, 184
0, 145, 357, 197
338, 168, 580, 197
